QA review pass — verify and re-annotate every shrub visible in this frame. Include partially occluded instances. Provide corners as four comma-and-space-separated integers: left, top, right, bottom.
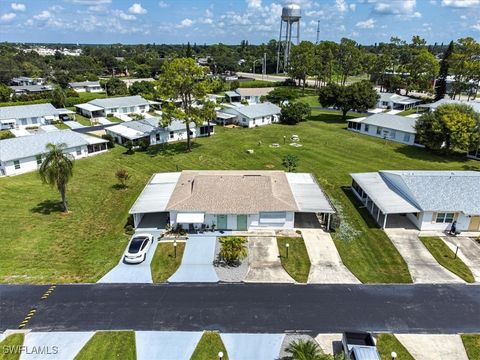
0, 130, 15, 139
125, 141, 135, 155
219, 236, 247, 266
124, 225, 134, 235
115, 169, 130, 188
138, 139, 149, 151
282, 154, 299, 172
101, 134, 115, 148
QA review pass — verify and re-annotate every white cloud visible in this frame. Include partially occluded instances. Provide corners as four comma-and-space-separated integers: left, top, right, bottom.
336, 0, 348, 12
369, 0, 422, 19
472, 23, 480, 30
128, 3, 147, 14
442, 0, 480, 7
158, 1, 169, 8
11, 3, 26, 12
356, 18, 376, 28
349, 3, 356, 11
247, 0, 262, 8
305, 10, 324, 17
113, 10, 136, 21
0, 12, 16, 22
33, 10, 52, 21
176, 18, 194, 28
70, 0, 111, 4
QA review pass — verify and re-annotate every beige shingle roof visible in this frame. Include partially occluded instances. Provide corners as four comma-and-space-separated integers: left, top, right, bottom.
236, 87, 274, 97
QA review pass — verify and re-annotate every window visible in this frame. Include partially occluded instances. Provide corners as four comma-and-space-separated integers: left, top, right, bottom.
31, 118, 38, 124
155, 133, 160, 141
36, 155, 42, 165
76, 147, 82, 156
364, 124, 369, 132
262, 117, 265, 123
169, 131, 174, 139
376, 127, 382, 135
436, 212, 455, 223
21, 118, 27, 126
403, 133, 411, 143
390, 130, 396, 139
242, 118, 247, 122
14, 160, 20, 169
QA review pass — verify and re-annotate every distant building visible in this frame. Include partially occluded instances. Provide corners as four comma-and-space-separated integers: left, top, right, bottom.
0, 129, 108, 176
0, 103, 64, 130
225, 88, 274, 104
217, 102, 281, 128
419, 98, 480, 113
75, 95, 155, 118
68, 81, 103, 93
10, 77, 45, 86
9, 85, 53, 96
376, 92, 421, 110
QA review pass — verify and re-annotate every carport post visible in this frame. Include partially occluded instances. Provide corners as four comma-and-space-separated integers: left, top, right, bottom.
383, 213, 388, 229
327, 213, 331, 232
377, 208, 380, 222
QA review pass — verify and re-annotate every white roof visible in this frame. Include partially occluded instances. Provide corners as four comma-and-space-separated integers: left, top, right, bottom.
78, 133, 108, 145
351, 172, 420, 214
89, 95, 150, 109
106, 124, 146, 140
0, 103, 59, 121
129, 172, 181, 214
419, 99, 480, 112
223, 102, 281, 119
285, 173, 335, 213
176, 213, 205, 223
351, 113, 417, 134
75, 103, 104, 112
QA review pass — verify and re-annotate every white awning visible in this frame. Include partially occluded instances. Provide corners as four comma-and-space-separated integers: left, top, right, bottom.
176, 212, 205, 224
1, 119, 16, 124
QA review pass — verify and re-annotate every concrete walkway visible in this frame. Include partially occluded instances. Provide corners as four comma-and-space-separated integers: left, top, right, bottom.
385, 228, 464, 283
221, 333, 284, 360
395, 334, 469, 360
20, 331, 94, 360
442, 236, 480, 282
98, 237, 159, 283
314, 333, 343, 355
168, 235, 218, 282
136, 331, 203, 360
244, 237, 294, 283
302, 229, 360, 284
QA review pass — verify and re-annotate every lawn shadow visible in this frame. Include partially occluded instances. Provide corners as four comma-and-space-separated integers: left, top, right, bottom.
111, 184, 128, 190
147, 141, 201, 157
30, 200, 64, 215
341, 186, 381, 230
394, 146, 474, 164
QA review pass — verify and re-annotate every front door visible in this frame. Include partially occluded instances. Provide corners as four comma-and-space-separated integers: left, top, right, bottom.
468, 216, 480, 231
237, 215, 247, 231
217, 214, 228, 230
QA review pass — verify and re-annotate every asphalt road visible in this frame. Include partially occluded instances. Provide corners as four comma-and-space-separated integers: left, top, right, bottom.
1, 284, 479, 334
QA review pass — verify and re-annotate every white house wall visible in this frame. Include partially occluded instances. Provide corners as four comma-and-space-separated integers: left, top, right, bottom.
105, 104, 149, 116
1, 115, 58, 130
418, 211, 471, 231
350, 123, 417, 146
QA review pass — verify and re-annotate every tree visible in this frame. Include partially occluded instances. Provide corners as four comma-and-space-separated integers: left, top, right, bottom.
115, 169, 130, 189
51, 86, 66, 108
202, 100, 216, 136
280, 103, 311, 125
105, 78, 128, 96
230, 79, 240, 90
265, 87, 299, 104
284, 339, 325, 360
129, 80, 156, 97
435, 41, 454, 101
134, 64, 152, 78
158, 57, 209, 152
219, 236, 247, 266
282, 154, 299, 172
0, 84, 12, 102
38, 143, 74, 213
313, 41, 338, 87
337, 38, 362, 86
449, 37, 480, 100
288, 41, 315, 93
405, 48, 439, 94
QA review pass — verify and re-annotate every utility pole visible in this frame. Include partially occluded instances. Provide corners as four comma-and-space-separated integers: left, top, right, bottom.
316, 20, 320, 45
263, 52, 266, 80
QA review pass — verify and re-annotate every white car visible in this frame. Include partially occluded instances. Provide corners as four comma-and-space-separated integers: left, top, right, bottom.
124, 233, 154, 264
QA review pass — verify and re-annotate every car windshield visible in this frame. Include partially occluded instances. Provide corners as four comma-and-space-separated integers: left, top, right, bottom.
128, 237, 147, 254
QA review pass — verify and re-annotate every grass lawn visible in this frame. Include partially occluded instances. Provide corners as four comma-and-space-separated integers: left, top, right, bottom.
0, 333, 25, 360
0, 110, 477, 283
237, 79, 281, 88
277, 236, 311, 283
190, 332, 229, 360
419, 237, 475, 283
74, 331, 135, 360
462, 334, 480, 360
54, 123, 70, 130
150, 242, 185, 282
376, 334, 414, 360
397, 108, 427, 116
106, 116, 123, 123
73, 113, 94, 126
296, 95, 321, 107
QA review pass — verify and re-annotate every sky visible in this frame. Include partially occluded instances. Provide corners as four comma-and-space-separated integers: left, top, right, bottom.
0, 0, 479, 45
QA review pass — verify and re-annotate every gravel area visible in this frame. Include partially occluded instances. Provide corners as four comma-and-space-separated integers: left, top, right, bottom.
279, 334, 316, 359
214, 237, 249, 282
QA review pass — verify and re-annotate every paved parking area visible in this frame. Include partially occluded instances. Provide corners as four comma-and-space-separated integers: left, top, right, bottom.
221, 333, 284, 360
385, 228, 464, 283
302, 229, 360, 284
244, 237, 294, 283
442, 236, 480, 282
20, 331, 93, 360
395, 334, 469, 360
136, 331, 203, 360
168, 235, 218, 282
314, 333, 343, 355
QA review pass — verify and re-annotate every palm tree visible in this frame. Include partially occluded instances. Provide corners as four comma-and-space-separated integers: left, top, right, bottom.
284, 339, 326, 360
39, 143, 74, 213
202, 100, 216, 137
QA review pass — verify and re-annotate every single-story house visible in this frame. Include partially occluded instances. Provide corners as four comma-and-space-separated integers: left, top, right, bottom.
225, 87, 274, 104
347, 113, 421, 146
10, 84, 53, 96
10, 77, 45, 86
376, 92, 421, 110
218, 102, 281, 128
105, 118, 214, 146
0, 129, 108, 176
68, 81, 103, 93
350, 170, 480, 232
75, 95, 156, 118
0, 103, 61, 130
419, 98, 480, 113
129, 170, 335, 231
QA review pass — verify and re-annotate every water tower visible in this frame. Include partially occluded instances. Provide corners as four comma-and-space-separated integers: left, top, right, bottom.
276, 4, 301, 74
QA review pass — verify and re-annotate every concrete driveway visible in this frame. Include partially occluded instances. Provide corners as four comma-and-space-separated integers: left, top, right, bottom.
221, 333, 284, 360
302, 229, 360, 284
136, 331, 203, 360
168, 235, 218, 282
395, 334, 469, 360
442, 236, 480, 282
244, 237, 294, 283
385, 228, 464, 283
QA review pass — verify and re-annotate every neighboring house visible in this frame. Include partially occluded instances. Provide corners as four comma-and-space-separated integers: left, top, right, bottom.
419, 98, 480, 113
75, 95, 156, 118
10, 85, 53, 96
0, 129, 108, 176
225, 87, 274, 104
68, 81, 103, 93
129, 170, 335, 231
347, 113, 421, 146
10, 77, 45, 86
218, 102, 281, 128
105, 118, 214, 146
0, 103, 61, 130
376, 92, 421, 110
350, 170, 480, 231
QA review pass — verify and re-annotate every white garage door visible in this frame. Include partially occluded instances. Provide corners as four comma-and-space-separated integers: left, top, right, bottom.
259, 212, 286, 224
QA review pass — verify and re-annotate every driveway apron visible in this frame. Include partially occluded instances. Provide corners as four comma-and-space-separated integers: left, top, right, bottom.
20, 331, 94, 360
135, 331, 203, 360
244, 237, 295, 283
302, 229, 360, 284
221, 333, 285, 360
442, 236, 480, 282
385, 228, 464, 283
168, 235, 218, 282
395, 334, 469, 360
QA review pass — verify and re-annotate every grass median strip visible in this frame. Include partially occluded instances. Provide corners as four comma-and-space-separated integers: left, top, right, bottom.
277, 236, 311, 283
74, 331, 135, 360
419, 237, 475, 283
190, 331, 229, 360
0, 333, 25, 360
376, 334, 414, 360
150, 242, 185, 283
462, 334, 480, 360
